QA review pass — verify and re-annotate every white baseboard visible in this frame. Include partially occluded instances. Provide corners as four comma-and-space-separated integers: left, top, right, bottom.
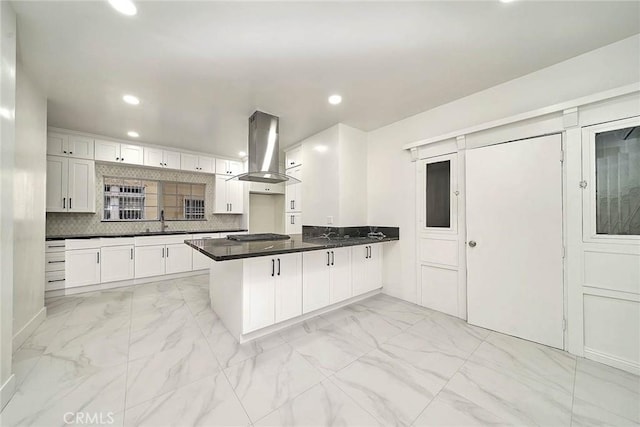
12, 306, 47, 351
0, 374, 16, 412
45, 270, 207, 298
584, 347, 640, 375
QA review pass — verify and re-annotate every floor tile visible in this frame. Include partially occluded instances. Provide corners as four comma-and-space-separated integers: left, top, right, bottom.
332, 348, 442, 426
131, 293, 185, 314
63, 291, 132, 327
571, 397, 640, 427
255, 379, 382, 427
407, 311, 489, 355
126, 338, 220, 408
324, 307, 407, 348
412, 388, 511, 426
224, 343, 325, 422
208, 330, 286, 369
193, 309, 227, 338
123, 373, 249, 427
128, 313, 203, 361
573, 357, 640, 423
278, 316, 332, 343
289, 323, 373, 377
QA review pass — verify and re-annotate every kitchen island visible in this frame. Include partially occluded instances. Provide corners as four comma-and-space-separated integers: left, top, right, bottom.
184, 227, 398, 342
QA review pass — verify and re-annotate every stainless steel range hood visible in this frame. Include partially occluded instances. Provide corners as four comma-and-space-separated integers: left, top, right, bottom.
229, 111, 300, 184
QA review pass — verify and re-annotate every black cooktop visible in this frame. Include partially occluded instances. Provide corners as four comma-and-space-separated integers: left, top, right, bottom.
227, 233, 291, 242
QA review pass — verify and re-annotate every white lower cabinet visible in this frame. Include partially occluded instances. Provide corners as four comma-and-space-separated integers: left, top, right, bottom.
165, 243, 193, 274
66, 248, 101, 288
243, 253, 302, 333
351, 243, 383, 295
302, 247, 352, 313
100, 245, 134, 283
135, 245, 166, 278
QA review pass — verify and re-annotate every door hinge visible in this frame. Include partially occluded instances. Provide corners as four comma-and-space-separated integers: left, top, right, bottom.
579, 180, 588, 189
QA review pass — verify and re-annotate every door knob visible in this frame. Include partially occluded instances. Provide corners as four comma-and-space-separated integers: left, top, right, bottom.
468, 241, 477, 248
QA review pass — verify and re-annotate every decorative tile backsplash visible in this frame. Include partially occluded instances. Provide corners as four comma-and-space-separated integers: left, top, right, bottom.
46, 163, 243, 236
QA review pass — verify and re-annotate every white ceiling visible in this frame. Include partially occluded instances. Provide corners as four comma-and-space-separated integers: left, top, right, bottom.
11, 1, 640, 157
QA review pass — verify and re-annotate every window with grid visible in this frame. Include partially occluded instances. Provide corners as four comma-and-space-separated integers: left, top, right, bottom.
103, 178, 159, 221
163, 182, 206, 220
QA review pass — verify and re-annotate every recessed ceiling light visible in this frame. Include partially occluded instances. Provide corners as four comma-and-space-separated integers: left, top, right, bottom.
238, 151, 247, 157
108, 0, 137, 16
122, 94, 140, 105
127, 131, 139, 138
500, 0, 516, 3
328, 94, 342, 105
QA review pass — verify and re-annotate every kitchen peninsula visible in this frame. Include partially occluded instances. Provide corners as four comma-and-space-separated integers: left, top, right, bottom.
185, 226, 399, 342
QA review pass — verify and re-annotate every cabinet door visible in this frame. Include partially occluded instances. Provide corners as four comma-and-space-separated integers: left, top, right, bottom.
198, 156, 215, 173
95, 140, 120, 162
134, 245, 165, 278
285, 213, 302, 235
285, 183, 295, 212
215, 158, 229, 174
192, 250, 213, 270
47, 133, 68, 156
101, 245, 134, 283
165, 243, 193, 274
329, 247, 352, 304
68, 135, 94, 159
285, 146, 301, 169
243, 257, 276, 333
228, 180, 244, 213
144, 147, 164, 168
366, 244, 383, 291
46, 156, 68, 212
302, 250, 331, 313
351, 245, 369, 296
228, 160, 243, 175
66, 248, 101, 288
275, 253, 302, 323
120, 144, 143, 165
181, 153, 198, 172
213, 175, 229, 213
164, 151, 181, 169
67, 158, 95, 213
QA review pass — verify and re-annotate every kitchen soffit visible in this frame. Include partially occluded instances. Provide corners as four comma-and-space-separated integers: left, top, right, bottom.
11, 1, 640, 157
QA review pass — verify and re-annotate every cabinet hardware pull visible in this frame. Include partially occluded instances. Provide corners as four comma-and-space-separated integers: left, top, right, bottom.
162, 247, 165, 258
331, 251, 335, 266
130, 248, 133, 260
292, 200, 295, 210
47, 260, 65, 264
290, 215, 294, 224
70, 151, 73, 154
47, 245, 65, 248
277, 258, 281, 276
63, 198, 66, 208
271, 259, 275, 277
116, 157, 120, 161
290, 200, 294, 210
97, 252, 100, 263
326, 251, 330, 266
63, 150, 67, 154
121, 158, 124, 162
166, 247, 169, 257
69, 198, 72, 209
230, 203, 232, 211
160, 162, 163, 166
47, 279, 65, 283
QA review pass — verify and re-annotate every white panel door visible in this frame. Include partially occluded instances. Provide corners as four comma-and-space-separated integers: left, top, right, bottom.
135, 245, 165, 278
67, 158, 95, 213
95, 140, 120, 162
302, 250, 331, 313
243, 256, 276, 333
101, 245, 134, 283
164, 150, 181, 169
165, 243, 193, 274
120, 144, 143, 165
66, 248, 101, 288
46, 155, 68, 212
329, 247, 352, 303
275, 253, 302, 322
68, 135, 94, 159
466, 134, 563, 349
144, 147, 164, 168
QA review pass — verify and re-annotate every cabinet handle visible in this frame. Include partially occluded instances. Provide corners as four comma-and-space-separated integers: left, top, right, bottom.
162, 247, 165, 258
63, 150, 67, 154
96, 252, 100, 263
290, 215, 294, 224
160, 162, 163, 166
130, 248, 133, 260
271, 259, 275, 277
292, 200, 295, 210
47, 279, 65, 283
331, 251, 335, 266
121, 158, 124, 162
230, 203, 232, 211
63, 198, 66, 208
69, 151, 73, 154
277, 258, 281, 276
47, 260, 65, 264
69, 198, 72, 209
166, 247, 169, 257
116, 157, 120, 161
47, 245, 65, 248
290, 200, 294, 210
326, 251, 330, 266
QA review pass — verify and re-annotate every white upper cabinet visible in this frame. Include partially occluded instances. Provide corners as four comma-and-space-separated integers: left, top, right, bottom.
143, 147, 181, 169
46, 155, 95, 213
95, 140, 143, 165
181, 153, 215, 173
216, 159, 243, 176
47, 132, 94, 160
214, 175, 244, 214
249, 181, 285, 195
285, 146, 302, 169
285, 166, 302, 212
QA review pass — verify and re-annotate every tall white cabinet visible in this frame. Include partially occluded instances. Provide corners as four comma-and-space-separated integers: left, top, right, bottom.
46, 155, 95, 213
214, 175, 244, 214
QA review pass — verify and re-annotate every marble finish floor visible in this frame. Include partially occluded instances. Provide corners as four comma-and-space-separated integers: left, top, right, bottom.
1, 274, 639, 427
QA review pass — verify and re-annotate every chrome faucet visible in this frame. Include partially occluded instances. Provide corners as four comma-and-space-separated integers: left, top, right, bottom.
160, 210, 169, 232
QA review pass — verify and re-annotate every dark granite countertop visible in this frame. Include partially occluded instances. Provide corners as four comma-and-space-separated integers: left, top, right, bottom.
45, 229, 248, 241
185, 234, 399, 261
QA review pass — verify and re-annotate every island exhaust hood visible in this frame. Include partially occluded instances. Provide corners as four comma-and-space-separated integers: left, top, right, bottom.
229, 111, 300, 184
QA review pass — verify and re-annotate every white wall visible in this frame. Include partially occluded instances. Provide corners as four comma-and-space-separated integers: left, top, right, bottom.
367, 34, 640, 303
249, 193, 285, 233
0, 0, 17, 409
12, 62, 47, 348
338, 124, 368, 227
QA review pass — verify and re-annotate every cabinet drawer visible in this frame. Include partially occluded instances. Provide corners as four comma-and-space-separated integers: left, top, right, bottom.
45, 241, 66, 253
45, 252, 66, 272
66, 238, 101, 250
135, 234, 193, 246
45, 270, 66, 291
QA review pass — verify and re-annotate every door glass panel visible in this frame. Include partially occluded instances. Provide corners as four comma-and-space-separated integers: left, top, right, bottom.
426, 160, 451, 228
595, 126, 640, 235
